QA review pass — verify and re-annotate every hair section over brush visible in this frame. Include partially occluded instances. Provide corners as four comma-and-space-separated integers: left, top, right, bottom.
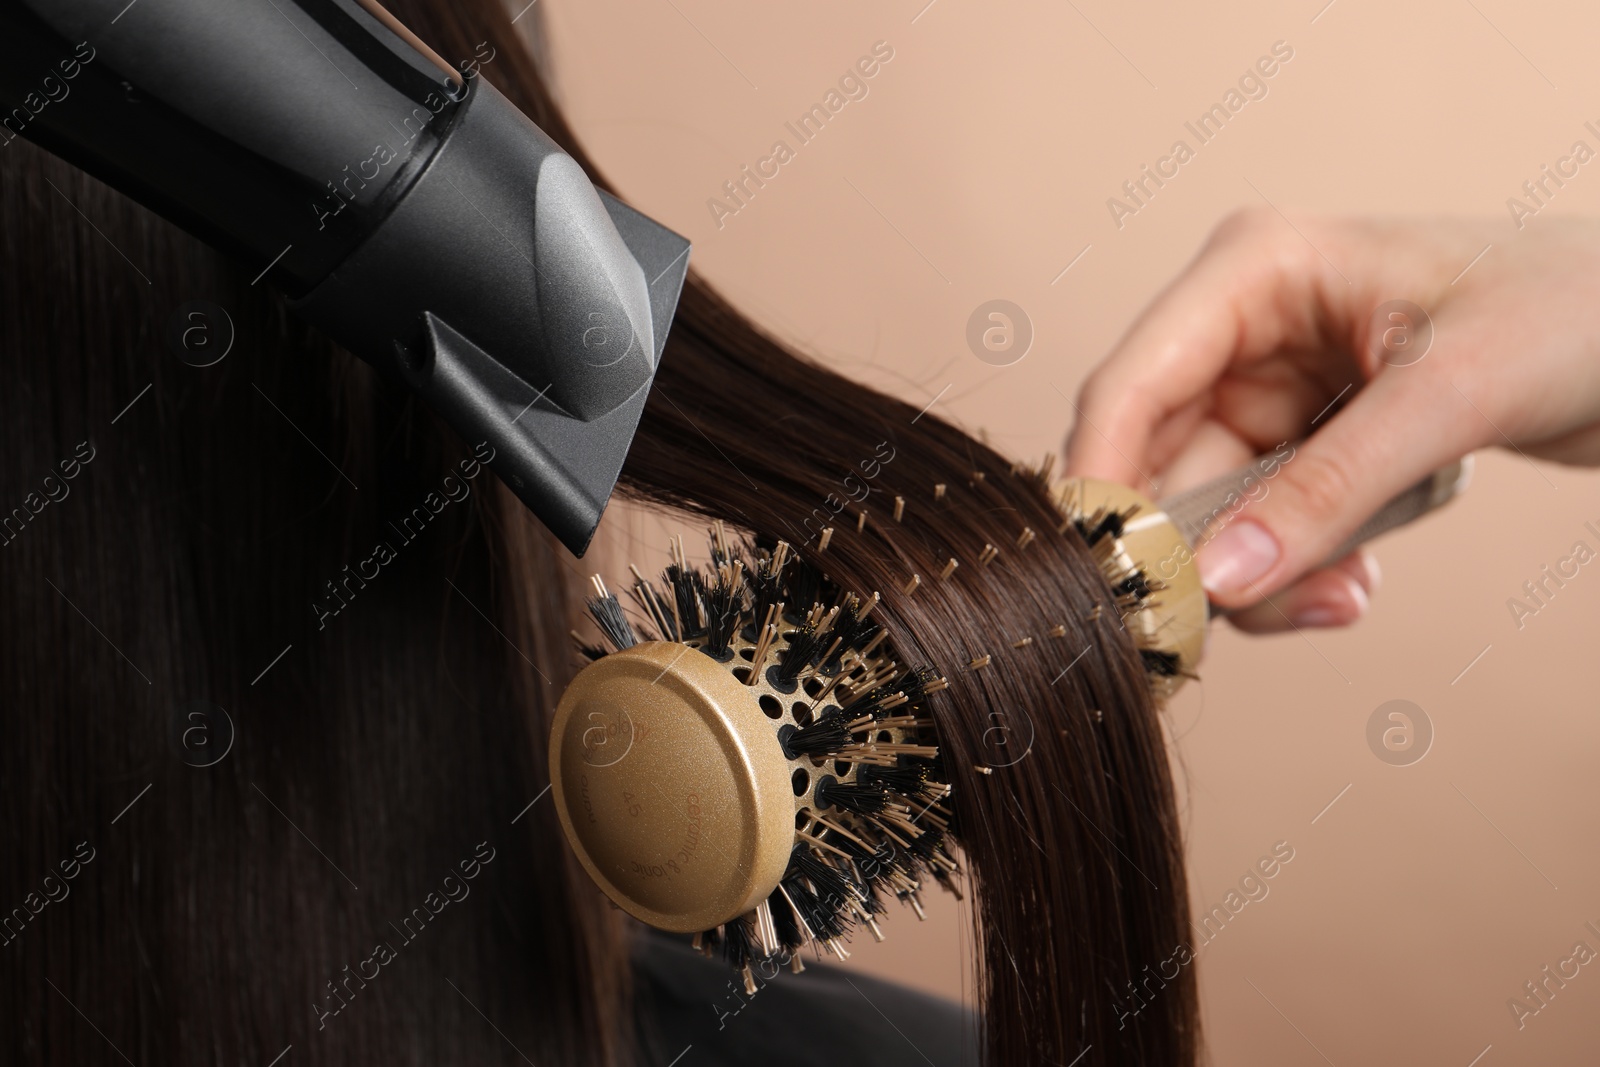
0, 1, 1198, 1064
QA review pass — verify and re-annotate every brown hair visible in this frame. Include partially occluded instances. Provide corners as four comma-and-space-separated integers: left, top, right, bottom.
441, 3, 1199, 1059
625, 282, 1200, 1064
0, 2, 1196, 1064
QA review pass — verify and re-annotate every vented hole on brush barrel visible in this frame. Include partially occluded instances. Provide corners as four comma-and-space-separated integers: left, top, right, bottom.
791, 768, 810, 796
791, 701, 813, 727
759, 694, 783, 719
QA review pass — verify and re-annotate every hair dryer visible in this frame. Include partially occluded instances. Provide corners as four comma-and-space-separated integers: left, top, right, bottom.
0, 0, 691, 555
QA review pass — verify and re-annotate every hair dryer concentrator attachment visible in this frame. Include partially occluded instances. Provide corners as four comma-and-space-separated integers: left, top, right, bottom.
291, 78, 692, 556
0, 0, 690, 556
1058, 451, 1473, 696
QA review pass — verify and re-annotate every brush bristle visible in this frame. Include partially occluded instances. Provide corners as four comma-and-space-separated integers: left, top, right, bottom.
584, 588, 638, 652
1063, 497, 1191, 692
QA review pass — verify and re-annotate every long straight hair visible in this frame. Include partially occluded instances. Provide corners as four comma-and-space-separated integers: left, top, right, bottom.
0, 2, 1198, 1065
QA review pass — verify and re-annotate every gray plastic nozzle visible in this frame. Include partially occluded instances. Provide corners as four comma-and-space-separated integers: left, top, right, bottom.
294, 79, 690, 556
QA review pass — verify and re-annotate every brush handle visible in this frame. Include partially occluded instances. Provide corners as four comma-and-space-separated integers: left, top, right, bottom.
1158, 452, 1473, 565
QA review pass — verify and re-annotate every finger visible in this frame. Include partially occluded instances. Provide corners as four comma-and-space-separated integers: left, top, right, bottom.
1063, 211, 1340, 488
1225, 551, 1380, 633
1193, 360, 1485, 609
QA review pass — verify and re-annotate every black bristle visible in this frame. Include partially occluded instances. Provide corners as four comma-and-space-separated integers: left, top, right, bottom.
785, 562, 823, 625
895, 666, 939, 704
860, 757, 943, 807
814, 775, 889, 815
780, 709, 848, 759
747, 547, 788, 641
768, 885, 803, 951
779, 867, 850, 942
702, 571, 742, 659
585, 594, 637, 651
848, 619, 881, 654
1077, 511, 1126, 546
904, 820, 949, 863
839, 667, 934, 721
837, 684, 893, 721
830, 833, 901, 901
666, 565, 707, 640
1115, 573, 1152, 600
1140, 648, 1182, 677
819, 599, 878, 671
791, 844, 862, 914
718, 916, 759, 971
775, 624, 823, 685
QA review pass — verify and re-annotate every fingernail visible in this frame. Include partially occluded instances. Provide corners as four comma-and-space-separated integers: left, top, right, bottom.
1288, 604, 1345, 628
1292, 575, 1369, 628
1197, 520, 1280, 596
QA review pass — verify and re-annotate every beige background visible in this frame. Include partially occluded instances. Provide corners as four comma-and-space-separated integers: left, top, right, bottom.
533, 0, 1600, 1061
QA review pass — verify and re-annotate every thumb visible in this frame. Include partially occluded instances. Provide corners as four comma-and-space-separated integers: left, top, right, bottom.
1193, 367, 1484, 609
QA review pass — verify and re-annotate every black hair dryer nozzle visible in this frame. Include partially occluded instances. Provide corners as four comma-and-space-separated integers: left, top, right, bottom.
293, 78, 692, 556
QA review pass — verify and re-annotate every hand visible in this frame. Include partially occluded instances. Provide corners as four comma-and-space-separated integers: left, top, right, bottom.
1063, 210, 1600, 632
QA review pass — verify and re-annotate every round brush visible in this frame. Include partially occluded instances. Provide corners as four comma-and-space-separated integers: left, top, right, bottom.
550, 525, 958, 993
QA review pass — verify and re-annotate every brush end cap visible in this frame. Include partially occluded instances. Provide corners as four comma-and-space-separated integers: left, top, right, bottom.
549, 642, 795, 933
1057, 478, 1208, 696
